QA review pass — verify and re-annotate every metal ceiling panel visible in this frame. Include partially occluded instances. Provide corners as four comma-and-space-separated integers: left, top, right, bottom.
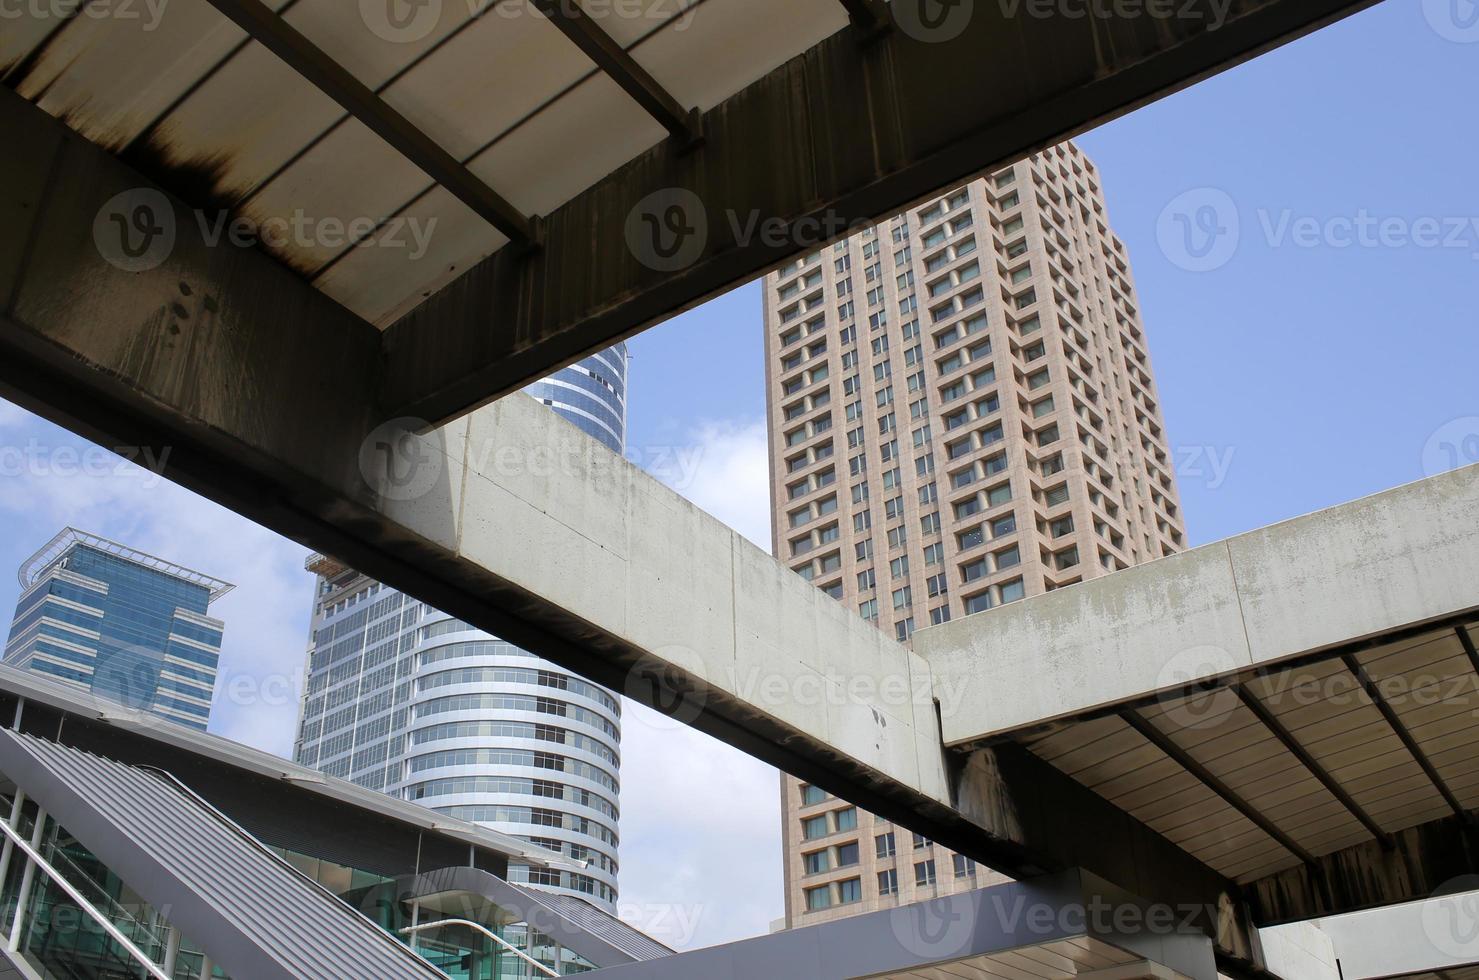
315, 184, 502, 325
630, 0, 849, 114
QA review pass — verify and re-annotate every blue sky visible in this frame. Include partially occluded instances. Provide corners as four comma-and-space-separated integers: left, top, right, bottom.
1, 0, 1475, 951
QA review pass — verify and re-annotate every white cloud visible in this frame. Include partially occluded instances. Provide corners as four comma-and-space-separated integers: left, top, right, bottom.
616, 702, 783, 951
616, 417, 785, 950
0, 401, 314, 757
647, 419, 772, 552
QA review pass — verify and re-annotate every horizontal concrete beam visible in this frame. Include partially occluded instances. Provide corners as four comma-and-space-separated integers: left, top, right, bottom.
380, 0, 1380, 426
917, 465, 1479, 746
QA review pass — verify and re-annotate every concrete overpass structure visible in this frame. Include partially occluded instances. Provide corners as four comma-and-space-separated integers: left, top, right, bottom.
0, 0, 1459, 976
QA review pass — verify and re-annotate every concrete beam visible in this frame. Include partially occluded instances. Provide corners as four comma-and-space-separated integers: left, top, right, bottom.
380, 0, 1381, 426
917, 466, 1479, 746
582, 870, 1220, 980
1248, 808, 1479, 927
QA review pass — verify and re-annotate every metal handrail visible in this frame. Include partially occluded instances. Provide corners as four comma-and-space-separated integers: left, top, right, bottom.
400, 920, 558, 977
0, 818, 171, 980
42, 840, 170, 952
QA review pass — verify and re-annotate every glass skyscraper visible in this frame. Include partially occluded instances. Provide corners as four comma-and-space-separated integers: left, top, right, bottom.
293, 347, 629, 911
5, 529, 232, 731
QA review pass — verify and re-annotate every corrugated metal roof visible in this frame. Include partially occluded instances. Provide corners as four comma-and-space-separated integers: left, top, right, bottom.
1, 0, 846, 326
1018, 622, 1479, 884
0, 728, 448, 980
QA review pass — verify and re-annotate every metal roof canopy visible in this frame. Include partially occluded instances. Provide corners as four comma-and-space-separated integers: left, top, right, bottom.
578, 869, 1219, 980
0, 728, 450, 980
0, 0, 1379, 427
0, 664, 578, 873
400, 865, 674, 969
19, 526, 236, 602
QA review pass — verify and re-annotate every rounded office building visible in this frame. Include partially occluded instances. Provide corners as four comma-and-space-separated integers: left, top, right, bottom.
397, 619, 622, 907
522, 344, 629, 455
295, 348, 628, 911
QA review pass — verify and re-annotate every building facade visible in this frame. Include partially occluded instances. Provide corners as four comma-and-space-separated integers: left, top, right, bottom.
764, 143, 1186, 926
4, 528, 232, 732
293, 347, 629, 911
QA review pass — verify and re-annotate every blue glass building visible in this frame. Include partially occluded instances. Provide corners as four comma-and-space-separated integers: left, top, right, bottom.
522, 344, 629, 454
5, 529, 232, 731
295, 347, 630, 912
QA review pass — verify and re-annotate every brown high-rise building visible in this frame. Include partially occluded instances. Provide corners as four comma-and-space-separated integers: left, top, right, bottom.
763, 142, 1187, 927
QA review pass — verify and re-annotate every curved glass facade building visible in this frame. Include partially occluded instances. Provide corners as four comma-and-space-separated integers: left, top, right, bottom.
522, 344, 628, 454
294, 348, 628, 910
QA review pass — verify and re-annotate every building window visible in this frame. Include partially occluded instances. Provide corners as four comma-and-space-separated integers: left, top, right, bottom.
802, 784, 828, 806
806, 885, 832, 911
878, 869, 899, 896
837, 842, 861, 867
835, 807, 858, 832
804, 850, 830, 875
953, 854, 976, 879
875, 832, 896, 858
915, 860, 937, 887
838, 878, 863, 905
802, 815, 828, 840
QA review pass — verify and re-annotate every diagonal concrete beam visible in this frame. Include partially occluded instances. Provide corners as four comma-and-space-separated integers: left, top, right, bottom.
379, 0, 1381, 426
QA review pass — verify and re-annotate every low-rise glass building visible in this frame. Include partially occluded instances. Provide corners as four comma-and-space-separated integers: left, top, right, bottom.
4, 529, 232, 731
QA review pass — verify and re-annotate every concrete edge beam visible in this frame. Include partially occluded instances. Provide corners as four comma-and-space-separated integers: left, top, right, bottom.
917, 465, 1479, 745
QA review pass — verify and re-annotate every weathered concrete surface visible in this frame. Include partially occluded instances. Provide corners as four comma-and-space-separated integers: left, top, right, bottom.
1258, 921, 1339, 980
917, 465, 1479, 745
377, 393, 951, 808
